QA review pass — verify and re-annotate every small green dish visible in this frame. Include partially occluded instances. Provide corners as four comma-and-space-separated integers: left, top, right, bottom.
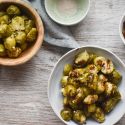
45, 0, 90, 26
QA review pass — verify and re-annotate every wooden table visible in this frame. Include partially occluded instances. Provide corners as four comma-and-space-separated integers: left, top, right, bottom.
0, 0, 125, 125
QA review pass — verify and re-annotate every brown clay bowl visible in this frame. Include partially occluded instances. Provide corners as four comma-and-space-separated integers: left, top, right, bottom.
0, 0, 44, 66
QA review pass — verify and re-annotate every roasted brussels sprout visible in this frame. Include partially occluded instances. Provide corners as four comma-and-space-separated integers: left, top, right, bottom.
0, 24, 8, 37
7, 47, 22, 58
0, 44, 6, 56
105, 82, 117, 96
103, 97, 121, 113
96, 82, 105, 94
61, 108, 72, 121
15, 31, 26, 44
109, 70, 122, 85
75, 51, 89, 66
61, 85, 76, 97
101, 59, 114, 74
4, 36, 16, 50
73, 110, 86, 124
87, 104, 96, 113
84, 95, 98, 104
94, 56, 106, 68
87, 53, 97, 64
63, 64, 73, 75
11, 16, 25, 31
25, 20, 34, 34
63, 97, 69, 106
27, 28, 37, 42
7, 5, 21, 15
92, 107, 105, 123
87, 64, 99, 74
0, 15, 9, 24
60, 51, 122, 124
61, 76, 68, 87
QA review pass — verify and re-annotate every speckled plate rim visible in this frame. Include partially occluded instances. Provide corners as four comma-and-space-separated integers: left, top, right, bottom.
44, 0, 90, 26
48, 45, 125, 125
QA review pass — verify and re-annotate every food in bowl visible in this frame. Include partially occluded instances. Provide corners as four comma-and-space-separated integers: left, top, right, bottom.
0, 5, 37, 58
60, 51, 122, 124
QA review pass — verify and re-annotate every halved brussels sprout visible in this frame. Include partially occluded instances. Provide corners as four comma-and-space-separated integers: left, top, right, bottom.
61, 85, 76, 97
88, 104, 96, 113
96, 82, 105, 94
84, 95, 98, 104
61, 76, 68, 87
0, 24, 8, 38
0, 15, 9, 24
87, 64, 99, 74
92, 107, 105, 123
7, 5, 21, 15
75, 51, 89, 66
63, 64, 73, 76
7, 47, 22, 58
4, 36, 16, 50
94, 56, 106, 67
25, 20, 34, 34
61, 108, 72, 121
105, 82, 117, 96
27, 28, 37, 42
103, 97, 121, 113
15, 31, 26, 44
11, 16, 25, 31
73, 110, 86, 124
101, 59, 114, 74
109, 70, 122, 85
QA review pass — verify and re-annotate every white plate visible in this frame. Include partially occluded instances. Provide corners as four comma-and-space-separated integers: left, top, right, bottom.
48, 46, 125, 125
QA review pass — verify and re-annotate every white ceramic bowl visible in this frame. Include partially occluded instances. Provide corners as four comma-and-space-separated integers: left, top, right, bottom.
119, 12, 125, 44
45, 0, 90, 26
48, 46, 125, 125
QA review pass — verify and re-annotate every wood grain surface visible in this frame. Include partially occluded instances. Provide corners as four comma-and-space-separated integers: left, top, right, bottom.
0, 0, 125, 125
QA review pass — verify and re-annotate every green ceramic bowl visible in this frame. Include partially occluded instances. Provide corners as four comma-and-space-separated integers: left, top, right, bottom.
45, 0, 90, 26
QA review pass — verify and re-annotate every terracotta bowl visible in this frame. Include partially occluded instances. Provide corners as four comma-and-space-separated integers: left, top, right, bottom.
0, 0, 44, 66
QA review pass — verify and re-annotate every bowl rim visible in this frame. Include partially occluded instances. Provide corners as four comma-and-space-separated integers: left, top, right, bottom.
119, 12, 125, 45
0, 0, 44, 66
48, 45, 125, 125
44, 0, 90, 26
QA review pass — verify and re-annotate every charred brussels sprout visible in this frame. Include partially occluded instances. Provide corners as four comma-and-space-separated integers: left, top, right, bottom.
109, 70, 122, 85
75, 51, 89, 67
92, 107, 105, 123
73, 110, 86, 124
61, 108, 72, 121
84, 95, 98, 104
7, 5, 21, 15
103, 97, 121, 113
101, 59, 114, 74
61, 85, 76, 97
88, 104, 96, 113
63, 64, 73, 75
